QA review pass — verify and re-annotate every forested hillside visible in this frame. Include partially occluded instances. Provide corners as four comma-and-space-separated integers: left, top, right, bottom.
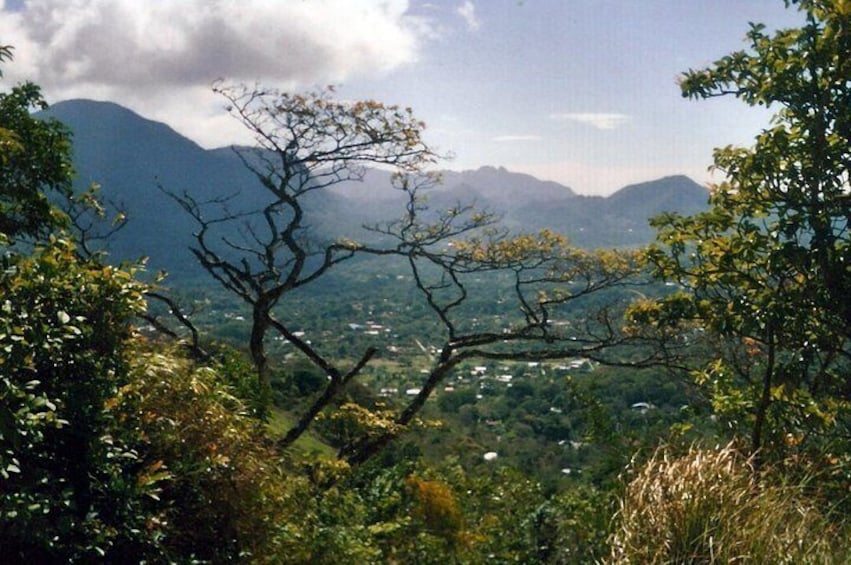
2, 1, 851, 562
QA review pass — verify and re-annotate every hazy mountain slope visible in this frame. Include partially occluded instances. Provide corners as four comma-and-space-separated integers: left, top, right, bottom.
38, 99, 710, 277
39, 100, 248, 275
606, 175, 709, 219
40, 100, 348, 276
510, 175, 709, 247
331, 170, 708, 248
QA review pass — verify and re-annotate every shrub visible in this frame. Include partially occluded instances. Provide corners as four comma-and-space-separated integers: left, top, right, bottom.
0, 238, 156, 560
117, 347, 306, 562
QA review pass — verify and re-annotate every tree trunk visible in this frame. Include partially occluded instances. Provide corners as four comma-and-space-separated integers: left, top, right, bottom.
250, 305, 271, 403
751, 327, 776, 460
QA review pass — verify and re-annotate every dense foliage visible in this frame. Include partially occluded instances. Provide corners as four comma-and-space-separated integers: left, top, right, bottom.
0, 237, 156, 559
0, 46, 73, 240
632, 0, 851, 460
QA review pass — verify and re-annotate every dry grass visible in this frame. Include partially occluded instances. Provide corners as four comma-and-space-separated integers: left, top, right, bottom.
609, 443, 849, 564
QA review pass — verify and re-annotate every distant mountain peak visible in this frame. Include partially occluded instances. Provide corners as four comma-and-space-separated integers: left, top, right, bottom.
606, 174, 709, 218
43, 98, 206, 154
51, 98, 141, 116
442, 166, 576, 204
608, 175, 708, 200
34, 98, 711, 271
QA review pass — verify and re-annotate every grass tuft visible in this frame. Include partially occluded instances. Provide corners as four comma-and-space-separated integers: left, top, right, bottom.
609, 442, 849, 564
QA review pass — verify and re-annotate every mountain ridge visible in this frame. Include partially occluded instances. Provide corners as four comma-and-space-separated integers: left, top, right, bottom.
38, 98, 710, 274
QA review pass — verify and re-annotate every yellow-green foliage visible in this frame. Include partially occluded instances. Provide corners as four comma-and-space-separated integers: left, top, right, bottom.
405, 476, 464, 543
610, 443, 848, 564
117, 348, 309, 562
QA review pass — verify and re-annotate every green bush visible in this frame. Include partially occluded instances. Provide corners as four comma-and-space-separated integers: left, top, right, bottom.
0, 238, 156, 560
0, 239, 308, 562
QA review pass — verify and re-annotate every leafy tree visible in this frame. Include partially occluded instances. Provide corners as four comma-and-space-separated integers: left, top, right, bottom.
0, 46, 73, 240
633, 0, 851, 456
0, 50, 168, 559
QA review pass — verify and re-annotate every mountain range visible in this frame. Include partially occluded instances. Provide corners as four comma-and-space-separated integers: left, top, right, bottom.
38, 99, 710, 277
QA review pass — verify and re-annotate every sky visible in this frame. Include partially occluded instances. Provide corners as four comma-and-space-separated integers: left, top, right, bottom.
0, 0, 806, 195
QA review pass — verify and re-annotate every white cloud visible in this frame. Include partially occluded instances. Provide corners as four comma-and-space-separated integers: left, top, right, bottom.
8, 0, 427, 89
550, 112, 630, 130
0, 0, 432, 147
457, 1, 479, 31
492, 134, 541, 142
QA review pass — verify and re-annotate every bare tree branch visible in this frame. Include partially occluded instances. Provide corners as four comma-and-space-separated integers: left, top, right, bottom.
141, 290, 209, 360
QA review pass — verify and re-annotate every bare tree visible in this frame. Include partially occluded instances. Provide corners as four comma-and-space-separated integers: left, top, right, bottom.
338, 174, 664, 464
169, 83, 440, 404
171, 83, 670, 458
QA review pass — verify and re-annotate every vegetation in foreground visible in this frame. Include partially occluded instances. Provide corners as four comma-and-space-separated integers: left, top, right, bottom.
2, 1, 851, 561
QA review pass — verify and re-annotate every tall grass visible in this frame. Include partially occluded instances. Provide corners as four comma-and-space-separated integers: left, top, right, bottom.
609, 443, 849, 564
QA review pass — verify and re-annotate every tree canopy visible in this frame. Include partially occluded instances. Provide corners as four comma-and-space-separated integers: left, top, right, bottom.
0, 46, 73, 241
633, 0, 851, 456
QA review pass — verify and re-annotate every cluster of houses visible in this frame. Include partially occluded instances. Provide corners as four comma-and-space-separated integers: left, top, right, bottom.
200, 303, 662, 478
347, 321, 391, 336
377, 358, 597, 400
